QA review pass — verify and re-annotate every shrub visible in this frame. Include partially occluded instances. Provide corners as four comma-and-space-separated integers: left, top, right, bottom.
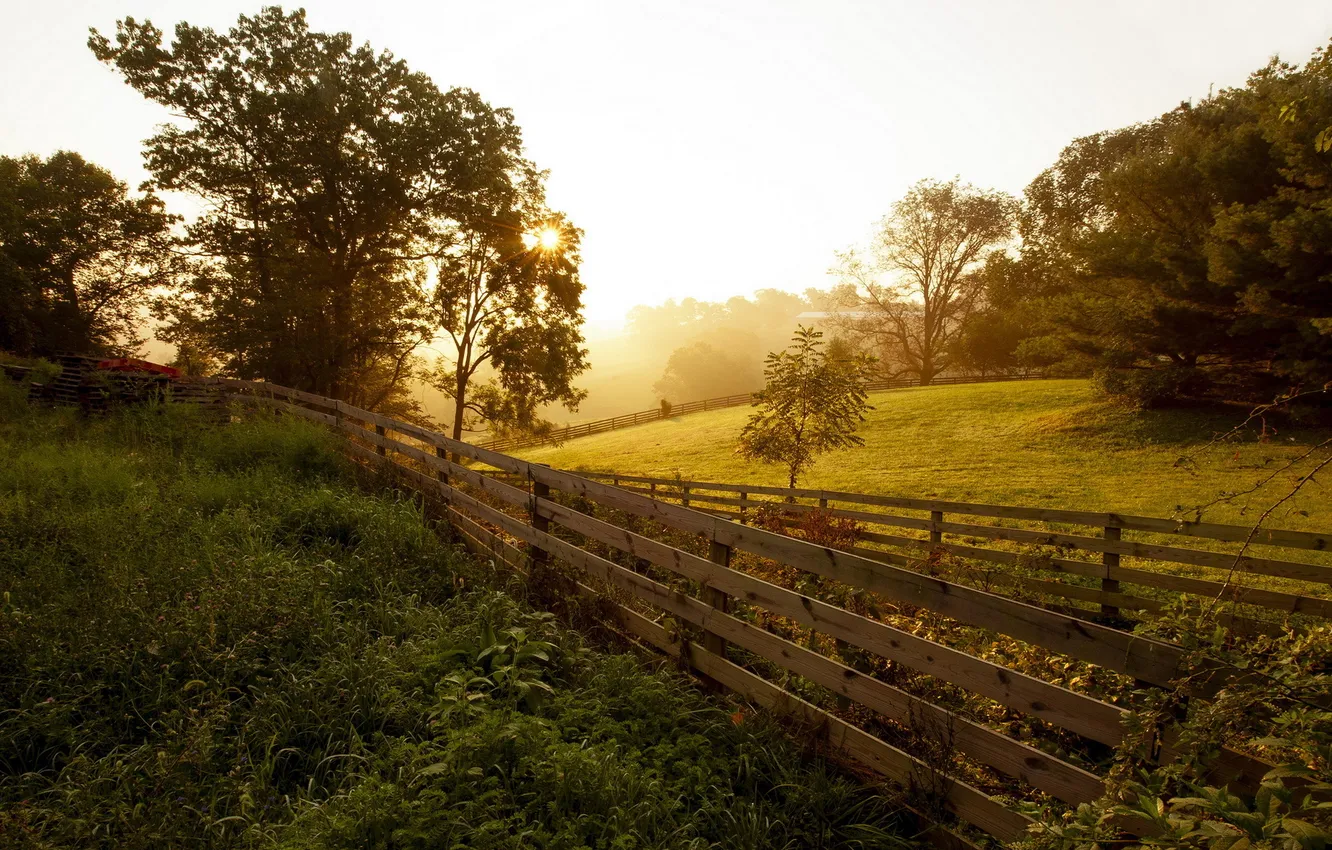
1092, 366, 1209, 409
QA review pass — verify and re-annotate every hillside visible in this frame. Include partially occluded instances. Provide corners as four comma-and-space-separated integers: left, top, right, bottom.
520, 379, 1332, 531
0, 391, 909, 849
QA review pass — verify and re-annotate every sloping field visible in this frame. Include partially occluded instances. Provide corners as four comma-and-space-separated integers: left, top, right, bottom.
520, 379, 1332, 531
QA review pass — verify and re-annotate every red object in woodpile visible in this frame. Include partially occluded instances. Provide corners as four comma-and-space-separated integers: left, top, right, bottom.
96, 358, 180, 378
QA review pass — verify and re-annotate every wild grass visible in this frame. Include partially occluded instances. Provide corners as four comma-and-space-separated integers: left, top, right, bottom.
0, 394, 912, 849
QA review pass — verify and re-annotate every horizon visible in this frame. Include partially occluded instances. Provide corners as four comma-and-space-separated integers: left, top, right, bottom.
5, 1, 1332, 331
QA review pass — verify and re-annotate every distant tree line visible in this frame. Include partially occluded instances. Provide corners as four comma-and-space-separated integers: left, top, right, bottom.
0, 7, 587, 436
833, 41, 1332, 405
628, 289, 851, 404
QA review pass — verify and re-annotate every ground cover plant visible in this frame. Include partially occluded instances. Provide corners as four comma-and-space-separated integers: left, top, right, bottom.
0, 385, 913, 849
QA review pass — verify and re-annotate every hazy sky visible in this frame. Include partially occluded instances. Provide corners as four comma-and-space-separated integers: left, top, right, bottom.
4, 1, 1332, 329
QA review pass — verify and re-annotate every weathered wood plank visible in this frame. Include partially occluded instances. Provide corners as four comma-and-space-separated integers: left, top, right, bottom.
574, 472, 1331, 551
539, 497, 1129, 746
401, 471, 1102, 806
642, 490, 1332, 588
679, 641, 1035, 841
530, 469, 1189, 685
861, 532, 1332, 621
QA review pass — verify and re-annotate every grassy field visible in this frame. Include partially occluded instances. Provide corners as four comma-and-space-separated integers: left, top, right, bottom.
521, 379, 1332, 532
0, 386, 911, 849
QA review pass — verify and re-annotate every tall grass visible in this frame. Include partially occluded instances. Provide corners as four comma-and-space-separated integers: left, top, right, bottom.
0, 398, 911, 849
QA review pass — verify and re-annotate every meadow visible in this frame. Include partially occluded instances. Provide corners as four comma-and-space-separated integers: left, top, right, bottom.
0, 386, 911, 849
521, 379, 1332, 533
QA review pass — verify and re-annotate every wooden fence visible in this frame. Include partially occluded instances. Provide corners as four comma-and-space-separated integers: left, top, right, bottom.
219, 378, 1308, 846
480, 373, 1047, 453
565, 473, 1332, 633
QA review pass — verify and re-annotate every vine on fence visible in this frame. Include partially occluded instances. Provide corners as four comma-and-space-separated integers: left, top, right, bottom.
1023, 606, 1332, 849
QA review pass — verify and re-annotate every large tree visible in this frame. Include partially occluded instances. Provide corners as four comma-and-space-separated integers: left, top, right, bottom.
91, 8, 526, 409
0, 152, 178, 356
834, 179, 1016, 384
983, 42, 1332, 403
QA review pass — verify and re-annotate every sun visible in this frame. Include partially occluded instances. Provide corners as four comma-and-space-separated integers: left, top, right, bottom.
537, 227, 561, 250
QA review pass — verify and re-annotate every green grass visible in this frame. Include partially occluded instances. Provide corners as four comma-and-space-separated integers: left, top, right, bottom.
0, 388, 912, 849
521, 379, 1332, 533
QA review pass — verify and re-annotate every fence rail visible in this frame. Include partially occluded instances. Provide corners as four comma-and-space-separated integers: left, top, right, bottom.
569, 472, 1332, 630
218, 378, 1309, 844
479, 373, 1047, 452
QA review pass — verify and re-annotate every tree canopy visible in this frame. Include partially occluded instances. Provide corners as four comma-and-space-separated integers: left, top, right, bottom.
736, 326, 875, 489
834, 179, 1017, 385
970, 41, 1332, 404
90, 7, 538, 413
428, 193, 588, 443
0, 151, 178, 357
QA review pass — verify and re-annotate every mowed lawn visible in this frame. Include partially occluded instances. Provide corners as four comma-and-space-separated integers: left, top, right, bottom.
521, 379, 1332, 533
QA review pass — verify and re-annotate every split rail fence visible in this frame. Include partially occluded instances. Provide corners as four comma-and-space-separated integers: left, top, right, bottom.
481, 374, 1047, 453
220, 378, 1315, 846
568, 473, 1332, 634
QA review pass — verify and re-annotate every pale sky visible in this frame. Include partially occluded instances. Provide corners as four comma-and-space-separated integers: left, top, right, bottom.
4, 1, 1332, 330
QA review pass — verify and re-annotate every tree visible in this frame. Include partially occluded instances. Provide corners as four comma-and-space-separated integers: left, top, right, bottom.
996, 46, 1332, 403
653, 341, 761, 402
428, 192, 588, 443
834, 178, 1016, 384
736, 326, 875, 489
91, 8, 525, 409
0, 151, 178, 356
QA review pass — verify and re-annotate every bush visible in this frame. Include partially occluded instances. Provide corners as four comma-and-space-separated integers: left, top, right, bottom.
1092, 366, 1209, 409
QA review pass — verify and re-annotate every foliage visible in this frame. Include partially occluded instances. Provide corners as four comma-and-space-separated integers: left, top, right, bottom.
91, 8, 525, 411
628, 289, 828, 404
427, 195, 588, 442
980, 39, 1332, 401
653, 340, 762, 401
0, 151, 179, 356
1093, 366, 1213, 410
834, 178, 1018, 384
0, 399, 911, 849
737, 326, 876, 489
1023, 607, 1332, 850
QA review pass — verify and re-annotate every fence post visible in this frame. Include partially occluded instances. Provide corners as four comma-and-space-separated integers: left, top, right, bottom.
530, 475, 551, 569
1102, 526, 1121, 618
649, 481, 656, 498
435, 445, 448, 485
682, 485, 690, 508
738, 490, 747, 524
930, 510, 943, 546
374, 424, 387, 457
818, 495, 828, 510
702, 540, 731, 658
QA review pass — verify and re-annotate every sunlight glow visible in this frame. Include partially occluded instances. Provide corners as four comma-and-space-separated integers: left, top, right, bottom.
521, 226, 563, 251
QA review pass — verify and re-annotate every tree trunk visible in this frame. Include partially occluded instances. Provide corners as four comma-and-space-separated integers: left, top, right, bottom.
451, 371, 467, 464
919, 355, 936, 386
